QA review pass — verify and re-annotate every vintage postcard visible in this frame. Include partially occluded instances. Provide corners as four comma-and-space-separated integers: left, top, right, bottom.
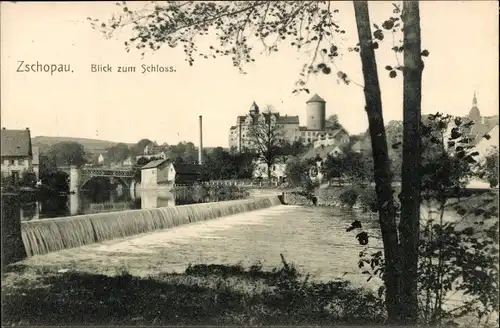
1, 1, 498, 327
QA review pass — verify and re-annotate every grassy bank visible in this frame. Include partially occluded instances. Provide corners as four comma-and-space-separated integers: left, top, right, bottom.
2, 256, 385, 326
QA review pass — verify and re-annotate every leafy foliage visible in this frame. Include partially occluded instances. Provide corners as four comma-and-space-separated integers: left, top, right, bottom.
244, 110, 288, 179
199, 147, 256, 181
90, 1, 366, 88
350, 113, 499, 326
45, 142, 87, 167
105, 143, 131, 164
321, 149, 374, 185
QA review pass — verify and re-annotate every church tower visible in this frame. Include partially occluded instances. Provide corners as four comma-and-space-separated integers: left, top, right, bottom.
468, 91, 481, 122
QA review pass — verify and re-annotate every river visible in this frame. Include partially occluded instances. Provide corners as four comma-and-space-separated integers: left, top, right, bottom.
15, 185, 247, 221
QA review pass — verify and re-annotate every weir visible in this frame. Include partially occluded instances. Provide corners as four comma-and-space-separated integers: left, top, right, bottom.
20, 196, 283, 257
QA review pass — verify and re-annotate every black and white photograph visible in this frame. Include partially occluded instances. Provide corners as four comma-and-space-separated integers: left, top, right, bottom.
1, 1, 498, 326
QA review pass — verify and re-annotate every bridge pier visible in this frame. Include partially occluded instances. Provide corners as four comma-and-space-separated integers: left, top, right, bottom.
69, 166, 80, 215
69, 166, 80, 194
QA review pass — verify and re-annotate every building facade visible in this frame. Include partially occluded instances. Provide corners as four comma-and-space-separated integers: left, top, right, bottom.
140, 159, 171, 188
1, 127, 37, 182
229, 94, 343, 151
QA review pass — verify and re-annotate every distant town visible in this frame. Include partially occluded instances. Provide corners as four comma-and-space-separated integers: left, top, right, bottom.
1, 92, 498, 191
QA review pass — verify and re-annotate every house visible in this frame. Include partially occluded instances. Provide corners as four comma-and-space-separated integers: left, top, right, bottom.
140, 159, 171, 188
443, 92, 499, 154
140, 159, 201, 188
300, 144, 344, 163
169, 162, 201, 185
252, 157, 289, 182
122, 157, 134, 167
136, 151, 167, 161
1, 127, 37, 182
351, 137, 371, 153
312, 128, 350, 149
473, 125, 499, 162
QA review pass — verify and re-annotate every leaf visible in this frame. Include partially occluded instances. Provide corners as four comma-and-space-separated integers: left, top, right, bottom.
389, 70, 397, 78
373, 23, 380, 29
373, 29, 384, 41
322, 66, 332, 75
382, 20, 395, 30
385, 65, 393, 71
421, 49, 430, 57
356, 232, 369, 245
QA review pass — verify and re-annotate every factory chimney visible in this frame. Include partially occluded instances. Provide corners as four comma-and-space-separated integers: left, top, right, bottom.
198, 115, 203, 165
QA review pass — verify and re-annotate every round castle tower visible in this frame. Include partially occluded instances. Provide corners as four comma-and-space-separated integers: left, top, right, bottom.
306, 93, 326, 130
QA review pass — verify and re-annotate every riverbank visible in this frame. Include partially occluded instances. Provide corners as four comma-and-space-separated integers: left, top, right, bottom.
1, 258, 385, 326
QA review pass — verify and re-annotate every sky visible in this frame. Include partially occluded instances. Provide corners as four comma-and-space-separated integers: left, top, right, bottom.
1, 1, 498, 148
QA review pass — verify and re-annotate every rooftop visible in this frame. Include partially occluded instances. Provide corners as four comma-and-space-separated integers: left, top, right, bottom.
1, 128, 32, 157
300, 144, 339, 161
140, 158, 168, 170
306, 94, 326, 104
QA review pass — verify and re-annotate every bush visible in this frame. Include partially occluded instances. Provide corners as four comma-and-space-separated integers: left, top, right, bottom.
357, 187, 379, 213
338, 187, 359, 208
2, 256, 386, 326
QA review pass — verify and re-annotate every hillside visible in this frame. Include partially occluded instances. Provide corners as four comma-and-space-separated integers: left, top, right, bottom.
31, 136, 134, 154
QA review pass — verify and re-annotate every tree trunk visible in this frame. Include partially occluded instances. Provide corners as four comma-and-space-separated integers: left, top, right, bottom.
399, 1, 423, 324
353, 1, 402, 323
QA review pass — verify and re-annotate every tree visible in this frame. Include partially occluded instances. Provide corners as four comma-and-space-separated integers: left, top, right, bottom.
353, 113, 499, 326
39, 153, 57, 179
46, 142, 86, 167
245, 111, 287, 180
353, 2, 401, 321
132, 138, 153, 155
106, 143, 131, 164
284, 158, 309, 186
398, 2, 424, 322
325, 114, 344, 130
321, 154, 344, 182
93, 1, 429, 323
136, 157, 151, 167
482, 149, 499, 188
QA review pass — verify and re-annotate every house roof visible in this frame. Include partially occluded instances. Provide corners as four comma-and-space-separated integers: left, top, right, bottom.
1, 128, 32, 157
300, 144, 340, 161
173, 163, 200, 175
315, 128, 346, 139
306, 93, 326, 103
141, 158, 168, 169
464, 115, 499, 145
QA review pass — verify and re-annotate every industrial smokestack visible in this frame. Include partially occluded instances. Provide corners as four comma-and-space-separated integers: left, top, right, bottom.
198, 115, 203, 165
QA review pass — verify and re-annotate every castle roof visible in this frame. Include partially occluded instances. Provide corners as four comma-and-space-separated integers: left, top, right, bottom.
249, 101, 259, 113
306, 93, 326, 103
276, 115, 300, 124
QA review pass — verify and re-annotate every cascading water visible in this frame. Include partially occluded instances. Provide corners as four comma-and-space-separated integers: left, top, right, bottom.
21, 196, 283, 257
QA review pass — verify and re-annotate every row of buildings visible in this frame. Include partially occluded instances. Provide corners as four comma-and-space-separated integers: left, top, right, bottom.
249, 92, 499, 183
